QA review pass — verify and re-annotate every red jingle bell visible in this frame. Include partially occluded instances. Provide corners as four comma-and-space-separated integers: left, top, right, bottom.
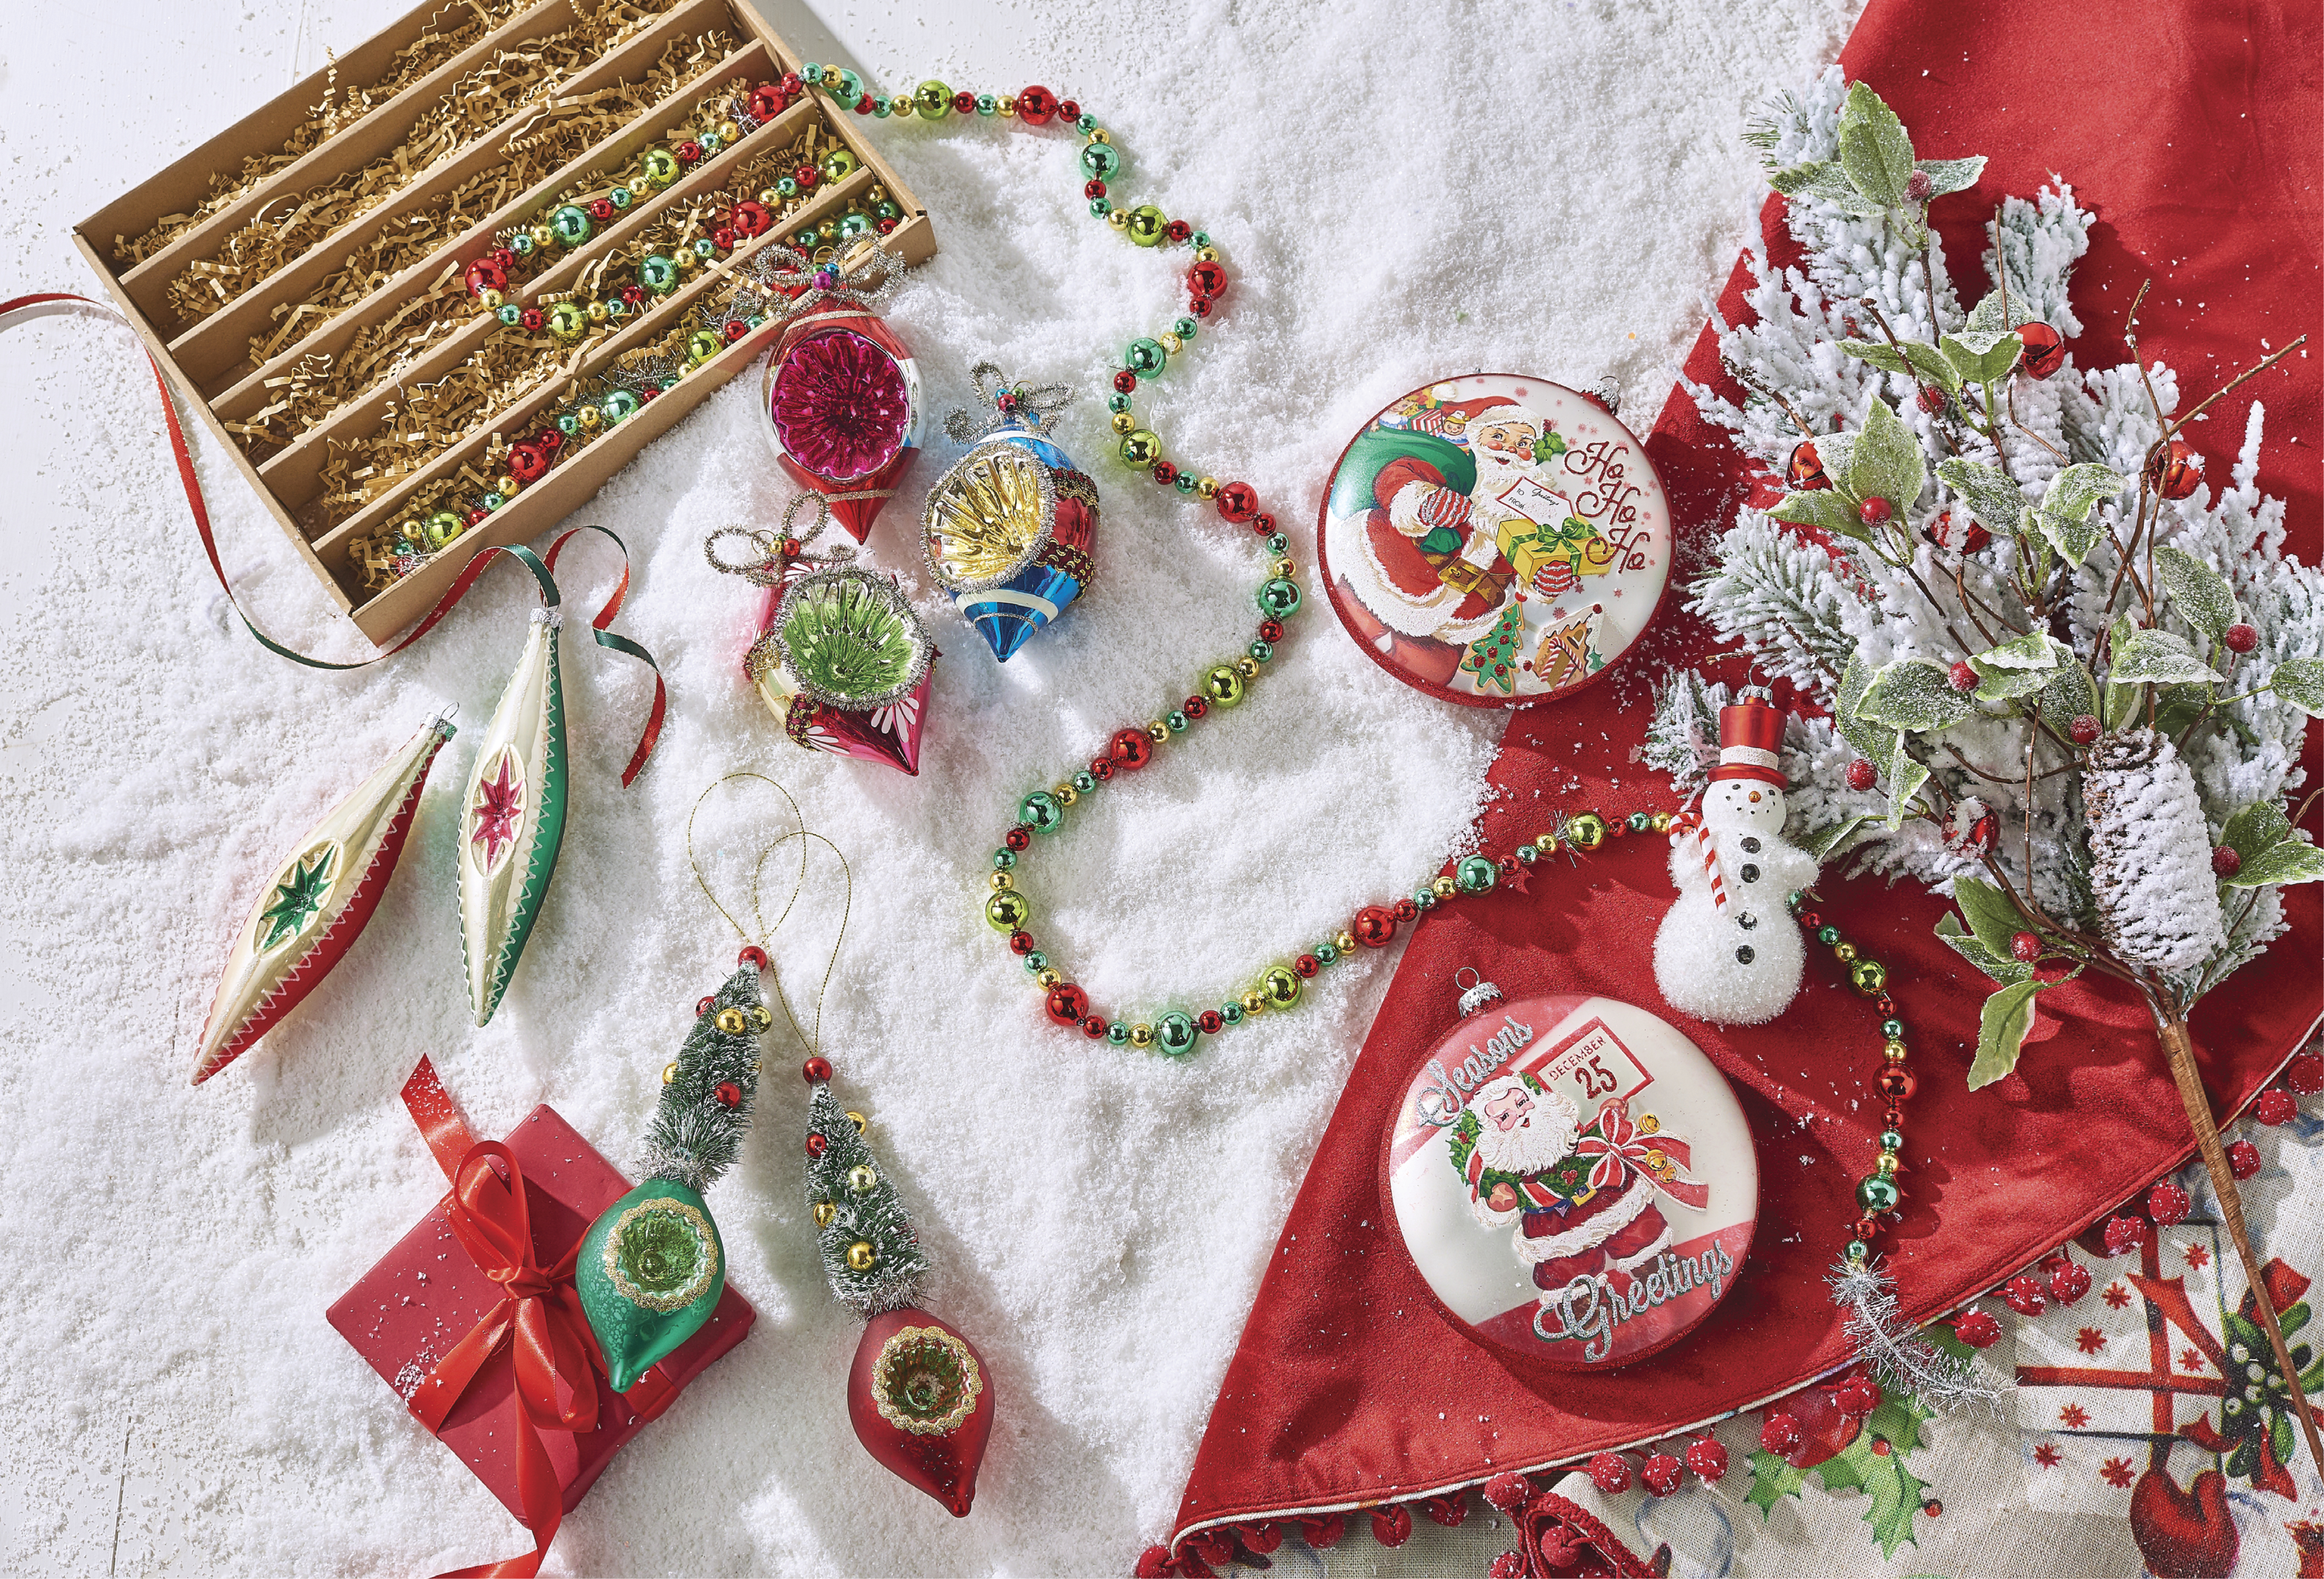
1109, 727, 1154, 770
2015, 321, 2066, 379
2154, 438, 2202, 500
849, 1307, 996, 1517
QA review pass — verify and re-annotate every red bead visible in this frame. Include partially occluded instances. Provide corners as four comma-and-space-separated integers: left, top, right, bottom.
1183, 695, 1209, 719
1952, 1307, 2002, 1349
1947, 660, 1978, 691
1089, 757, 1115, 782
795, 164, 819, 189
1046, 983, 1090, 1025
465, 508, 488, 526
1845, 759, 1877, 791
2230, 1139, 2263, 1178
1197, 1010, 1223, 1035
1759, 1412, 1802, 1455
2069, 714, 2102, 745
1876, 1066, 1917, 1100
1215, 480, 1260, 523
2016, 320, 2066, 379
712, 226, 737, 252
1683, 1438, 1728, 1483
1113, 369, 1138, 395
1187, 259, 1228, 299
465, 259, 508, 297
1007, 930, 1036, 956
2101, 1215, 2149, 1256
950, 90, 976, 115
2155, 438, 2202, 500
1151, 460, 1178, 486
1786, 440, 1829, 491
1497, 856, 1517, 875
1584, 1452, 1630, 1494
1188, 295, 1213, 318
2287, 1054, 2324, 1096
1640, 1453, 1683, 1497
2001, 1273, 2045, 1316
618, 284, 645, 306
2048, 1258, 2092, 1304
1083, 178, 1107, 200
1834, 1376, 1881, 1418
1017, 85, 1059, 125
2010, 931, 2042, 962
805, 1132, 829, 1158
738, 945, 770, 970
1392, 897, 1418, 922
518, 307, 545, 332
749, 85, 786, 121
695, 995, 715, 1017
801, 1056, 832, 1084
720, 317, 748, 343
854, 96, 875, 114
714, 1081, 742, 1107
1258, 618, 1284, 642
875, 217, 896, 236
509, 441, 549, 484
1006, 826, 1032, 851
1797, 911, 1821, 929
677, 140, 702, 164
1859, 496, 1893, 525
2211, 845, 2242, 877
1110, 727, 1155, 769
588, 198, 615, 222
1163, 219, 1191, 244
1056, 99, 1080, 123
2256, 1088, 2299, 1125
1294, 954, 1320, 978
1852, 1216, 1882, 1243
1080, 1015, 1107, 1038
490, 247, 515, 270
538, 429, 562, 451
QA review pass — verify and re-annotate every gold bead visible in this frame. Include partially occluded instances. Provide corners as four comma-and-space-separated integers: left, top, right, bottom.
1129, 1022, 1155, 1048
1194, 245, 1219, 263
1233, 657, 1258, 680
1195, 476, 1219, 500
479, 288, 504, 310
846, 1110, 868, 1135
1534, 833, 1559, 855
1650, 812, 1673, 834
715, 1006, 747, 1035
1834, 941, 1859, 963
1111, 412, 1137, 435
1431, 875, 1457, 899
757, 187, 781, 205
1883, 1039, 1909, 1062
718, 119, 741, 143
847, 1164, 878, 1195
1239, 989, 1266, 1015
496, 474, 519, 496
1088, 128, 1112, 144
586, 300, 609, 324
1106, 209, 1128, 231
661, 1062, 677, 1084
846, 1240, 877, 1272
675, 248, 698, 271
1272, 557, 1295, 579
813, 1200, 836, 1228
576, 404, 602, 430
1054, 782, 1079, 807
749, 1004, 773, 1033
990, 871, 1014, 891
628, 177, 652, 199
1334, 930, 1357, 954
1037, 968, 1061, 989
528, 225, 554, 250
890, 94, 914, 117
997, 94, 1017, 116
1567, 813, 1608, 851
1146, 720, 1169, 742
1160, 333, 1184, 354
1877, 1152, 1900, 1176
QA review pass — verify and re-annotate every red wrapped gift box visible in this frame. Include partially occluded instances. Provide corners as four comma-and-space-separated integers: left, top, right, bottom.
329, 1061, 753, 1568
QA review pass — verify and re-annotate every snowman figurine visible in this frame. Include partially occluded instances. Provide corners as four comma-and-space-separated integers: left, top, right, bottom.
1652, 688, 1821, 1025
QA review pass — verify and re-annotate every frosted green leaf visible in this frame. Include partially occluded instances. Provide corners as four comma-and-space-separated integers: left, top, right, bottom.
2112, 627, 2225, 685
2223, 799, 2292, 862
1914, 156, 1985, 197
2272, 656, 2324, 716
1835, 652, 1896, 761
2153, 545, 2239, 640
1970, 630, 2065, 702
1934, 457, 2027, 537
1805, 814, 1871, 861
1770, 159, 1887, 215
1887, 737, 1930, 830
1952, 875, 2033, 960
2229, 841, 2324, 888
1859, 657, 1976, 733
1843, 338, 1962, 393
1970, 980, 2043, 1089
1838, 82, 1916, 207
1842, 399, 1927, 516
1964, 291, 2008, 336
1937, 913, 2033, 987
2038, 658, 2099, 724
2030, 462, 2125, 566
2102, 679, 2144, 731
1940, 329, 2024, 385
1770, 487, 1872, 541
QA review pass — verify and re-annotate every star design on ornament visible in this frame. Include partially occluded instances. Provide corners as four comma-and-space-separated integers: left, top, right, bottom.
2185, 1243, 2210, 1271
2057, 1403, 2090, 1429
469, 754, 526, 873
2180, 1346, 2205, 1372
2076, 1326, 2106, 1355
2099, 1456, 2134, 1489
258, 847, 335, 949
2103, 1282, 2132, 1308
2033, 1442, 2061, 1468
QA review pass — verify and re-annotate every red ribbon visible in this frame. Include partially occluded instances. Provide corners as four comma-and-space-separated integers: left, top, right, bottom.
0, 294, 662, 783
1573, 1100, 1711, 1209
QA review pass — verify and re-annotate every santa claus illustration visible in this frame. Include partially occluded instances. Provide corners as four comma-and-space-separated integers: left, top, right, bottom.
1450, 1071, 1709, 1326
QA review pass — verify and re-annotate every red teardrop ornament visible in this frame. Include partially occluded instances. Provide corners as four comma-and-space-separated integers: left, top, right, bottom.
848, 1307, 996, 1516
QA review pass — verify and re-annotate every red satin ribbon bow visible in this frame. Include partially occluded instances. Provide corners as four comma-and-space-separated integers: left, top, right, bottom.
1573, 1100, 1712, 1210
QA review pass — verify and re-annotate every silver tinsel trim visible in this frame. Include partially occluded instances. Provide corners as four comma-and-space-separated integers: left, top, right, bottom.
637, 1141, 712, 1195
1828, 1254, 2001, 1411
943, 360, 1075, 444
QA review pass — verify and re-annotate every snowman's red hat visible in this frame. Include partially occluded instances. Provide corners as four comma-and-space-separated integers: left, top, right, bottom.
1708, 687, 1788, 786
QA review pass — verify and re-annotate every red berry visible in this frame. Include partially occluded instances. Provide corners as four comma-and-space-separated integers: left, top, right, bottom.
1482, 1472, 1532, 1513
2286, 1054, 2324, 1096
2147, 1180, 2192, 1225
1953, 1308, 2003, 1349
2212, 845, 2243, 877
1859, 496, 1893, 525
1834, 1377, 1882, 1418
1684, 1438, 1729, 1483
1948, 660, 1979, 691
2102, 1215, 2149, 1257
2256, 1088, 2299, 1126
2002, 1273, 2047, 1316
1846, 758, 1878, 791
2010, 931, 2042, 962
801, 1056, 832, 1084
2223, 623, 2259, 654
1905, 169, 1933, 202
1759, 1412, 1803, 1455
2017, 321, 2066, 379
1640, 1453, 1684, 1497
1490, 1555, 1526, 1579
2047, 1259, 2092, 1305
1916, 383, 1948, 415
2070, 714, 2102, 746
2229, 1139, 2263, 1178
1585, 1452, 1631, 1494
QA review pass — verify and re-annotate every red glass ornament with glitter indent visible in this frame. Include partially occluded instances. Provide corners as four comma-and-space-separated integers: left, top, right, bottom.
760, 308, 923, 544
849, 1307, 996, 1516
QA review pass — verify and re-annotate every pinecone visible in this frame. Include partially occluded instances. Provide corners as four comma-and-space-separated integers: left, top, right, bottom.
2082, 728, 2227, 973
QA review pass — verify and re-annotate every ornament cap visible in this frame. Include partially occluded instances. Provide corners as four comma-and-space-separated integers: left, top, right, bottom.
1453, 967, 1503, 1018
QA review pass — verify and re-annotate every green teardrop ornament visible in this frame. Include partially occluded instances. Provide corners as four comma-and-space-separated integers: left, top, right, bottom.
575, 1177, 726, 1392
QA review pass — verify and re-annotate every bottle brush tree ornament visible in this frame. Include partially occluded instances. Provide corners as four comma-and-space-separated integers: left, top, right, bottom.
1650, 70, 2324, 1446
804, 1068, 996, 1516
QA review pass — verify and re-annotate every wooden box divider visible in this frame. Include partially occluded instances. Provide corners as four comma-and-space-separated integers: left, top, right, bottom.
72, 0, 935, 643
210, 35, 774, 436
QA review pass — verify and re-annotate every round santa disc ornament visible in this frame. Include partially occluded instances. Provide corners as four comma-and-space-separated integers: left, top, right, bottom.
1385, 990, 1756, 1368
1317, 375, 1670, 706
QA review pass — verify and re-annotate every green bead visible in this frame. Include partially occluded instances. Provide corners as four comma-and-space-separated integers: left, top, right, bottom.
1627, 812, 1652, 833
1077, 118, 1103, 139
1125, 204, 1166, 246
638, 254, 678, 295
1265, 531, 1289, 555
1119, 430, 1161, 468
975, 93, 998, 116
1174, 472, 1196, 494
641, 147, 680, 187
510, 232, 535, 258
914, 80, 952, 119
1456, 855, 1498, 894
1023, 951, 1047, 974
698, 131, 722, 156
993, 849, 1016, 870
608, 185, 632, 211
1248, 640, 1274, 662
1019, 790, 1064, 833
1855, 1175, 1902, 1214
1260, 965, 1302, 1008
985, 891, 1032, 931
601, 389, 640, 422
556, 412, 580, 436
875, 200, 901, 221
1219, 1002, 1244, 1026
687, 329, 722, 364
1089, 198, 1113, 219
1125, 337, 1167, 375
821, 147, 860, 184
1785, 890, 1807, 914
871, 97, 891, 118
1412, 888, 1438, 911
1846, 1239, 1871, 1263
1173, 316, 1197, 340
1105, 1021, 1131, 1046
1315, 942, 1339, 965
747, 314, 765, 329
605, 298, 628, 319
1882, 1019, 1906, 1039
1818, 925, 1842, 946
1166, 711, 1189, 732
1258, 578, 1301, 618
1514, 843, 1538, 864
1155, 1011, 1199, 1057
1106, 392, 1133, 414
795, 228, 819, 248
1201, 665, 1246, 707
496, 304, 521, 325
840, 211, 874, 239
546, 301, 588, 341
801, 62, 824, 83
1190, 230, 1210, 248
1879, 1129, 1905, 1153
550, 204, 593, 247
482, 491, 506, 510
776, 176, 799, 199
1071, 771, 1098, 795
834, 69, 863, 100
1079, 141, 1121, 180
693, 237, 717, 259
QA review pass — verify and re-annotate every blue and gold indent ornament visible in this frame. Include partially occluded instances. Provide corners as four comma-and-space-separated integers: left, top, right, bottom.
922, 363, 1099, 662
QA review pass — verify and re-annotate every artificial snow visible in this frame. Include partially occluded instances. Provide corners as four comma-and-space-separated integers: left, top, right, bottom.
0, 0, 1860, 1570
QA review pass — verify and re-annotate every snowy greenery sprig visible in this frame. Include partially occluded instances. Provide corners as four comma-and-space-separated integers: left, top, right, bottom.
1654, 70, 2321, 1089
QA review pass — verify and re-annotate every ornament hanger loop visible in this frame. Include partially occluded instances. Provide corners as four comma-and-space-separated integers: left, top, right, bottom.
1454, 968, 1504, 1019
685, 772, 854, 1057
704, 526, 784, 585
746, 237, 908, 320
944, 361, 1075, 444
